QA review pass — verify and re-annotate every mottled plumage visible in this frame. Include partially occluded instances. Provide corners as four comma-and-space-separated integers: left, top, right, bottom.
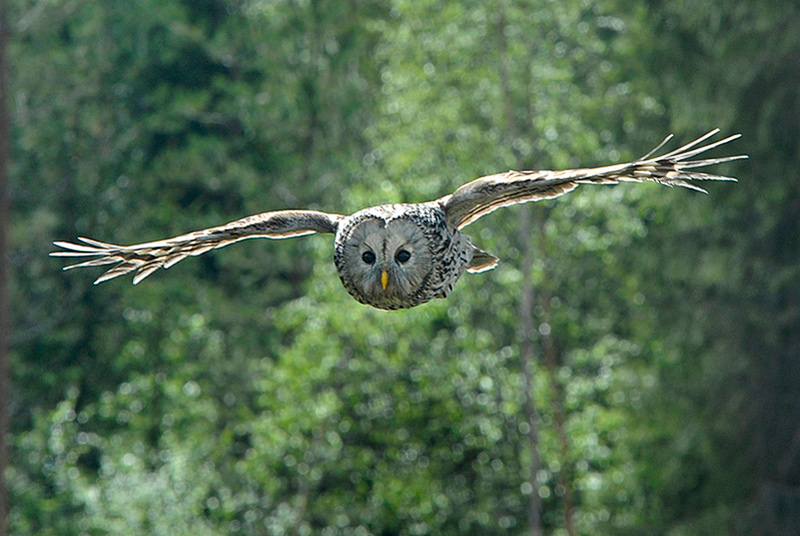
52, 130, 745, 310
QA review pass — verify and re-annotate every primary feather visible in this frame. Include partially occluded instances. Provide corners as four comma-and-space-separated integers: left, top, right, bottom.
51, 210, 342, 284
440, 129, 746, 229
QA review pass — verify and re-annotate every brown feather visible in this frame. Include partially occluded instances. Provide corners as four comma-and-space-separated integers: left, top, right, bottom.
52, 210, 342, 284
441, 130, 746, 229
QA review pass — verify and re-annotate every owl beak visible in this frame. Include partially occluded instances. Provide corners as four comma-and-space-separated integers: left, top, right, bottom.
381, 270, 389, 290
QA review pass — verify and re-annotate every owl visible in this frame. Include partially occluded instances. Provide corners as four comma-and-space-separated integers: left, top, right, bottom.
52, 130, 745, 310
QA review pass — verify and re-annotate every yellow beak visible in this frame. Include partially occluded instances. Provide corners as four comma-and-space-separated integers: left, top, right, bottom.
381, 270, 389, 290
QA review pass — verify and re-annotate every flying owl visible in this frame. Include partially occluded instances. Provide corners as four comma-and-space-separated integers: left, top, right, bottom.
52, 130, 745, 310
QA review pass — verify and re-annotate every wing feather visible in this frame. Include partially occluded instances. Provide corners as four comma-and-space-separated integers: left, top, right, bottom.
441, 130, 746, 229
52, 209, 343, 284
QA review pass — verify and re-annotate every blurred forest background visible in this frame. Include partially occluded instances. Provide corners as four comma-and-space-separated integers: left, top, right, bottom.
5, 0, 800, 534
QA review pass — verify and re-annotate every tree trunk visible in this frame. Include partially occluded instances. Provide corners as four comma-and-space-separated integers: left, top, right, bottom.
496, 11, 543, 536
518, 206, 543, 536
0, 0, 11, 533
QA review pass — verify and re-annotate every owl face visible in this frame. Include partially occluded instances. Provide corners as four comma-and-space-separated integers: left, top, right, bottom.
334, 212, 435, 310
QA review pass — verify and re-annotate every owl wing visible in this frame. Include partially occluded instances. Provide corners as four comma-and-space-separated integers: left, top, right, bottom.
440, 129, 746, 229
51, 209, 343, 284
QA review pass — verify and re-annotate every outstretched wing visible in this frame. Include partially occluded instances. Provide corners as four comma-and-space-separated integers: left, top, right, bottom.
440, 129, 746, 229
51, 209, 344, 284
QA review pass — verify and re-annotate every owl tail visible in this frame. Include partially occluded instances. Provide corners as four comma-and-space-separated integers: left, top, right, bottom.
467, 247, 499, 273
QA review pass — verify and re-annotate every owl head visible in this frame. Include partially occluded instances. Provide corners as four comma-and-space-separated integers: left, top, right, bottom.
333, 208, 435, 310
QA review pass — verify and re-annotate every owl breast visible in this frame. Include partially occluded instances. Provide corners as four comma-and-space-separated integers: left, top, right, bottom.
333, 202, 473, 310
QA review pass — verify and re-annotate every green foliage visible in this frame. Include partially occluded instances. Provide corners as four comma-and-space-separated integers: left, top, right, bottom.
616, 1, 800, 534
8, 0, 796, 535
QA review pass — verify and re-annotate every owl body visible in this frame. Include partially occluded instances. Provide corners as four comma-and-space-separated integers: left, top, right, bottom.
333, 202, 474, 310
51, 130, 745, 310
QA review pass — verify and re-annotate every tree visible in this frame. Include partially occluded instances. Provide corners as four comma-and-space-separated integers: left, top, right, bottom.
618, 0, 800, 533
0, 0, 11, 533
8, 0, 798, 534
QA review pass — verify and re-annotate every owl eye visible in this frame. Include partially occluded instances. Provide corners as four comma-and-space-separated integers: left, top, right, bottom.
395, 249, 411, 263
361, 250, 376, 264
